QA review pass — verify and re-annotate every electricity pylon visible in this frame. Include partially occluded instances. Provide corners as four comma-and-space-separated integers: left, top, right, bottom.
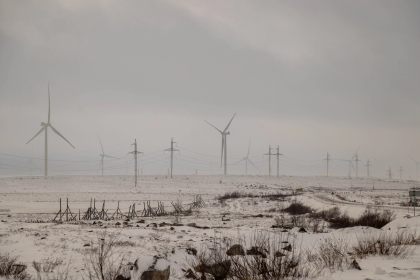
129, 139, 143, 188
324, 153, 332, 177
274, 146, 283, 177
354, 153, 360, 178
265, 146, 276, 177
387, 167, 393, 179
364, 159, 372, 177
164, 137, 179, 178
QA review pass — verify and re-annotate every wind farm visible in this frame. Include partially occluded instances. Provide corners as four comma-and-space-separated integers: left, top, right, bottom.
1, 1, 420, 280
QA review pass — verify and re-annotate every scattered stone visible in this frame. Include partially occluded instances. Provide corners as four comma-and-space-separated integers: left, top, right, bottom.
281, 230, 288, 232
275, 251, 286, 258
187, 223, 197, 227
83, 243, 90, 247
195, 260, 231, 280
186, 248, 197, 256
147, 223, 157, 228
115, 222, 121, 226
136, 225, 140, 227
137, 219, 145, 223
298, 228, 307, 233
124, 218, 130, 222
170, 227, 175, 230
349, 259, 361, 270
282, 244, 292, 252
246, 247, 267, 258
226, 244, 245, 256
93, 221, 97, 225
374, 267, 385, 275
184, 268, 197, 279
159, 222, 166, 227
41, 237, 46, 240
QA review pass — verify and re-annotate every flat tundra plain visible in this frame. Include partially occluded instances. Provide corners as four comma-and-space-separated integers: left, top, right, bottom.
1, 175, 420, 280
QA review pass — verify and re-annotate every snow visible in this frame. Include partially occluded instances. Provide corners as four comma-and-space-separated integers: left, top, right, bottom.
0, 175, 419, 279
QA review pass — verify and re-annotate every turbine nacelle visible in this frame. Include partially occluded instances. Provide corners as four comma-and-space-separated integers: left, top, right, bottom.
41, 122, 50, 127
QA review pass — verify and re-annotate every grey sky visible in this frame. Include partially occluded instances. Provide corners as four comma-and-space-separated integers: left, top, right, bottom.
1, 0, 420, 178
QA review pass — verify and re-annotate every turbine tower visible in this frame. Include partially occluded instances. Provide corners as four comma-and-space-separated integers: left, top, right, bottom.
26, 83, 75, 176
234, 139, 260, 175
336, 147, 359, 179
97, 136, 118, 177
205, 113, 236, 175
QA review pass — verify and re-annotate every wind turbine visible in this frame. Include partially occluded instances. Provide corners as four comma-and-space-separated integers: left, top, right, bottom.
26, 84, 75, 176
205, 113, 236, 175
336, 147, 359, 179
97, 136, 118, 177
407, 154, 419, 181
234, 139, 260, 175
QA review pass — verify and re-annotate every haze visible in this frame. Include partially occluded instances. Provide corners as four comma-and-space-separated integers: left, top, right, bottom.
1, 0, 419, 178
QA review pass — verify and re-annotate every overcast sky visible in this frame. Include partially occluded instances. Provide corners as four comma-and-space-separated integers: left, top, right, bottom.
1, 0, 420, 179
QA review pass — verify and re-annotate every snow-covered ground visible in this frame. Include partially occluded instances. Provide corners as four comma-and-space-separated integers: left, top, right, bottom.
1, 175, 420, 279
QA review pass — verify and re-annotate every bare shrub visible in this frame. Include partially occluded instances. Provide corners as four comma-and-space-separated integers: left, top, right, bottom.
0, 253, 32, 280
351, 230, 418, 259
187, 230, 320, 280
282, 202, 314, 216
83, 229, 128, 280
32, 258, 73, 280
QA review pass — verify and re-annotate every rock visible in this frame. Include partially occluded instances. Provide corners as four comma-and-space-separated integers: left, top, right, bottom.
282, 244, 292, 252
41, 237, 46, 240
170, 227, 175, 230
159, 222, 166, 227
131, 257, 170, 280
274, 251, 286, 258
187, 223, 197, 227
115, 222, 121, 226
186, 248, 197, 256
84, 243, 90, 247
140, 266, 170, 280
116, 275, 130, 280
184, 268, 197, 279
125, 218, 130, 222
298, 228, 307, 233
246, 247, 267, 258
374, 267, 385, 275
147, 223, 157, 228
93, 221, 97, 225
195, 260, 231, 280
226, 244, 245, 256
349, 259, 361, 270
137, 219, 145, 223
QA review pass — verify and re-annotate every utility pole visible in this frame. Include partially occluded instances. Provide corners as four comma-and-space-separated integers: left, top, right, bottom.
399, 165, 404, 180
129, 139, 143, 188
387, 167, 393, 179
324, 153, 331, 177
264, 146, 275, 177
354, 153, 360, 178
365, 159, 372, 178
274, 146, 283, 177
164, 137, 179, 179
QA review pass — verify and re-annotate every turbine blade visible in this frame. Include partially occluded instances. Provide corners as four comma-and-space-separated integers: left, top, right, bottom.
221, 135, 224, 167
103, 155, 118, 159
205, 120, 222, 133
351, 146, 360, 160
248, 159, 261, 172
223, 113, 236, 133
26, 127, 46, 144
233, 158, 246, 164
50, 125, 75, 148
247, 139, 251, 158
48, 82, 51, 123
406, 154, 419, 164
98, 135, 104, 154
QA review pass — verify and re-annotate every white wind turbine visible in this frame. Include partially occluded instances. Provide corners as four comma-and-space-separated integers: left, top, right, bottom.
205, 113, 236, 175
97, 136, 118, 177
336, 147, 359, 179
407, 154, 419, 181
234, 139, 260, 175
26, 84, 75, 176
